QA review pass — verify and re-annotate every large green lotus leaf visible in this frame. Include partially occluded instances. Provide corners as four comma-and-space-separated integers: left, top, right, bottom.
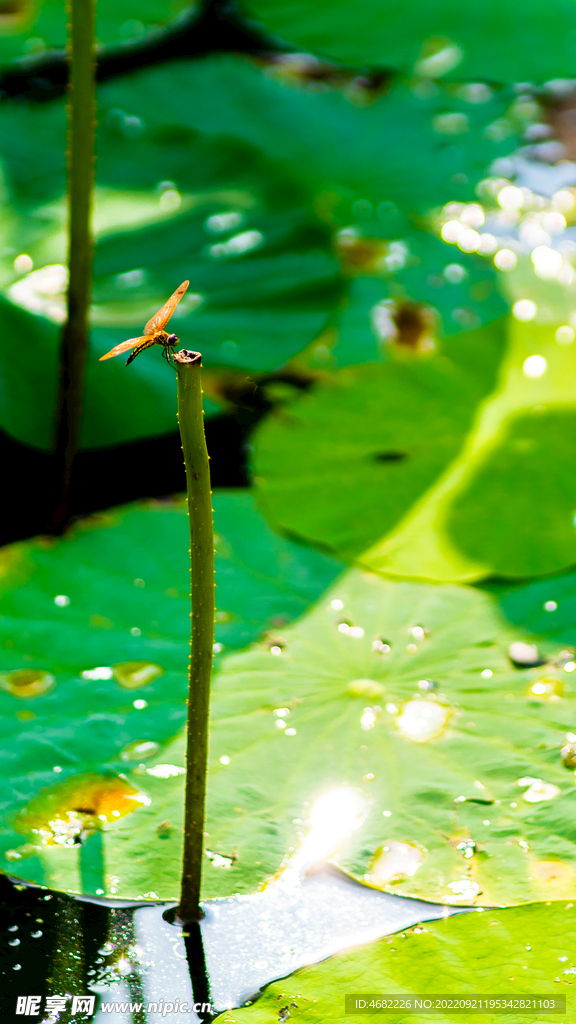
363, 317, 576, 582
239, 0, 576, 84
69, 569, 576, 904
214, 902, 576, 1024
0, 491, 342, 893
95, 56, 518, 215
252, 320, 506, 561
489, 566, 576, 647
0, 0, 191, 65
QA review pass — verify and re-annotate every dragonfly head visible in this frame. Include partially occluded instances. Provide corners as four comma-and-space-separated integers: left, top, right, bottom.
167, 333, 178, 346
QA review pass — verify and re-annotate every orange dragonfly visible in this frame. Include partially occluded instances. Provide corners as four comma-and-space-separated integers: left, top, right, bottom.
99, 280, 190, 366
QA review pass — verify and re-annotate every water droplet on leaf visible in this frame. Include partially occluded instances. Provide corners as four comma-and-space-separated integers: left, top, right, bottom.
444, 879, 481, 903
113, 661, 164, 689
517, 777, 561, 802
509, 642, 541, 666
526, 677, 564, 699
0, 669, 55, 699
395, 698, 452, 742
120, 740, 160, 761
369, 840, 426, 885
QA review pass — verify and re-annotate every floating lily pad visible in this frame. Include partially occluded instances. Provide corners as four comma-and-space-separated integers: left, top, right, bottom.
364, 317, 576, 582
239, 0, 576, 83
214, 901, 576, 1024
252, 320, 506, 561
70, 569, 576, 904
0, 490, 341, 891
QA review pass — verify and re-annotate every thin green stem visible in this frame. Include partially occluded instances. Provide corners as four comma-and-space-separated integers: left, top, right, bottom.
174, 349, 215, 922
51, 0, 96, 533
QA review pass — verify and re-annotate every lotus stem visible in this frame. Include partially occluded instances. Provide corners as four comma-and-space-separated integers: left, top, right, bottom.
51, 0, 96, 532
174, 349, 215, 921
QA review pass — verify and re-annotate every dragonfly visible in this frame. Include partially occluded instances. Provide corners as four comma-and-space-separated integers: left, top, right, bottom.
99, 280, 190, 365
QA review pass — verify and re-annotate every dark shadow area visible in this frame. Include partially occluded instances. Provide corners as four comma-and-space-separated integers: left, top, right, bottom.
0, 0, 281, 101
0, 371, 311, 547
0, 876, 110, 1021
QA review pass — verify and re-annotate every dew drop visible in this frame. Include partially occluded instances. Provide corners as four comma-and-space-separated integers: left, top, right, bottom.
0, 669, 55, 699
348, 626, 365, 639
369, 840, 426, 885
526, 677, 564, 699
395, 698, 452, 742
457, 839, 476, 859
113, 661, 164, 689
31, 930, 42, 938
517, 777, 560, 802
81, 666, 113, 680
561, 740, 576, 768
120, 739, 160, 762
417, 679, 437, 691
14, 253, 33, 274
410, 626, 426, 641
523, 355, 547, 378
9, 938, 20, 946
556, 326, 574, 344
444, 880, 481, 903
509, 642, 540, 666
360, 709, 376, 729
330, 599, 344, 611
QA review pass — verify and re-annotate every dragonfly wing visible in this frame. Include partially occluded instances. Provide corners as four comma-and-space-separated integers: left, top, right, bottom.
99, 336, 148, 361
144, 280, 189, 335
